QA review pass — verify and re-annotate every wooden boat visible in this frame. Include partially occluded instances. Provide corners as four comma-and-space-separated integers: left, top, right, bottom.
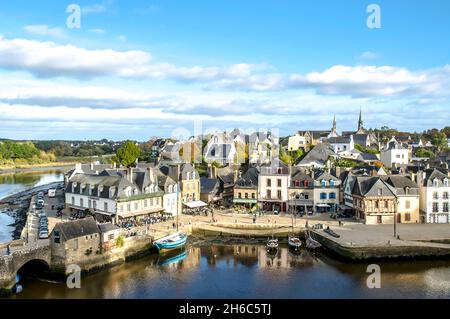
288, 235, 302, 251
324, 227, 340, 238
266, 238, 279, 251
154, 232, 187, 251
305, 230, 322, 250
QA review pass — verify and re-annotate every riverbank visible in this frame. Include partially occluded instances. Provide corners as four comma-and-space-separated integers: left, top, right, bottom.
0, 163, 74, 175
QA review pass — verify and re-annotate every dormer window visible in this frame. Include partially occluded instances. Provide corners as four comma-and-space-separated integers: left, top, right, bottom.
186, 172, 190, 180
192, 172, 196, 179
444, 179, 449, 187
378, 188, 383, 196
321, 180, 327, 187
109, 187, 115, 198
433, 179, 439, 187
72, 182, 77, 193
133, 188, 139, 195
330, 180, 335, 188
89, 185, 94, 196
98, 185, 104, 197
80, 183, 86, 194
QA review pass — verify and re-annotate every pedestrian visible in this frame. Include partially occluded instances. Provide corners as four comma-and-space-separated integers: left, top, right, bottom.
6, 244, 11, 255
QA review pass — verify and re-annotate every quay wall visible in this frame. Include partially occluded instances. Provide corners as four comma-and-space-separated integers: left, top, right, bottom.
311, 232, 450, 260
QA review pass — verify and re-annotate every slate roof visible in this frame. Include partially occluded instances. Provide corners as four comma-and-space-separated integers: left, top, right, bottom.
382, 175, 419, 195
235, 167, 260, 188
55, 217, 100, 241
420, 168, 449, 187
98, 223, 120, 233
359, 153, 379, 161
352, 176, 397, 197
327, 136, 351, 144
200, 178, 220, 194
297, 143, 336, 166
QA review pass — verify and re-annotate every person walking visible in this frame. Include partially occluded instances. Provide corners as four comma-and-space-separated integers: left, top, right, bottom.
7, 244, 11, 255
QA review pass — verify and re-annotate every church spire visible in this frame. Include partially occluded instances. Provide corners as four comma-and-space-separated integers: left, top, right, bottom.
329, 113, 338, 137
357, 107, 365, 134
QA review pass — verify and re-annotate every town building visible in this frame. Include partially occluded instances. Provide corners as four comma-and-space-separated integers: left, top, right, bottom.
383, 175, 420, 224
65, 164, 165, 224
157, 164, 182, 216
327, 135, 355, 154
417, 168, 450, 223
233, 167, 259, 209
288, 169, 314, 214
258, 161, 290, 212
287, 133, 308, 152
313, 172, 341, 213
381, 138, 410, 167
296, 143, 336, 169
200, 178, 222, 204
352, 176, 397, 224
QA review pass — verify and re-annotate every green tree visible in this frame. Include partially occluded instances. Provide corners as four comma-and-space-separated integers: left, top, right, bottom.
431, 132, 447, 151
115, 140, 141, 167
414, 148, 434, 158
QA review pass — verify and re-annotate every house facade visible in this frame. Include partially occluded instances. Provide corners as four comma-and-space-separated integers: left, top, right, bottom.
381, 139, 409, 167
288, 169, 314, 214
313, 172, 341, 213
417, 168, 450, 223
233, 167, 259, 209
258, 161, 290, 212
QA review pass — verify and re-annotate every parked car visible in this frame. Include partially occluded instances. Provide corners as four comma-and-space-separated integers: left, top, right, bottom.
48, 189, 56, 198
38, 211, 47, 218
273, 209, 280, 215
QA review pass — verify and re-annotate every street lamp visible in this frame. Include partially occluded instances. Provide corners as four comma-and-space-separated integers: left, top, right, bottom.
394, 198, 399, 238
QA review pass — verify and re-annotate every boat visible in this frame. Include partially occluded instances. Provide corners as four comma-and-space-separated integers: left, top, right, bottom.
288, 235, 302, 251
154, 232, 187, 251
324, 227, 340, 238
266, 238, 279, 251
154, 179, 188, 252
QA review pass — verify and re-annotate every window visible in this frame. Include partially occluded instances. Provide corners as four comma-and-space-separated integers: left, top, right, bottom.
104, 202, 108, 212
433, 192, 439, 200
144, 200, 148, 207
405, 213, 411, 222
304, 194, 309, 200
384, 201, 388, 208
267, 179, 271, 187
88, 200, 92, 209
134, 203, 138, 210
378, 189, 383, 196
238, 193, 242, 199
54, 230, 60, 244
405, 200, 410, 209
80, 198, 84, 207
432, 203, 439, 213
444, 179, 449, 187
443, 192, 449, 200
377, 216, 382, 224
108, 234, 115, 241
251, 193, 255, 199
71, 197, 75, 205
267, 190, 271, 198
443, 203, 449, 213
433, 179, 439, 187
245, 193, 249, 199
329, 193, 336, 199
294, 180, 300, 187
330, 180, 335, 188
320, 193, 327, 200
150, 198, 154, 206
321, 180, 326, 187
277, 190, 282, 199
127, 203, 131, 211
277, 179, 282, 187
375, 201, 379, 209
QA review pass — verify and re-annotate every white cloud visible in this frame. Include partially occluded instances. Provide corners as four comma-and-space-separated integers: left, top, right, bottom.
24, 25, 66, 38
82, 0, 114, 14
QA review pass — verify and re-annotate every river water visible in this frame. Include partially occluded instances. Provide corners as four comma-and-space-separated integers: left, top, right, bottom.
0, 170, 65, 243
10, 244, 450, 299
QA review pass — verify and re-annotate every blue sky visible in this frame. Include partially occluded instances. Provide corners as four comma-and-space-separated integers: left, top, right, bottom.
0, 0, 449, 141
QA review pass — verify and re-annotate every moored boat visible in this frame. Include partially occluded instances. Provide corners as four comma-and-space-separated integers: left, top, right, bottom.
324, 227, 340, 238
266, 238, 279, 251
154, 232, 187, 251
288, 235, 302, 251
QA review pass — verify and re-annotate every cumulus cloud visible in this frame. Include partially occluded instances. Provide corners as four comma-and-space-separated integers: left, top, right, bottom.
24, 25, 66, 38
358, 51, 379, 60
82, 0, 114, 14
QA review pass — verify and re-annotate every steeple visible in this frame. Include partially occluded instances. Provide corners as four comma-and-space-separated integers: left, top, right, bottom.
329, 114, 338, 138
357, 107, 366, 134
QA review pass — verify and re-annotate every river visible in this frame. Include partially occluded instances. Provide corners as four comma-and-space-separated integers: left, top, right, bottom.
10, 244, 450, 299
0, 170, 65, 243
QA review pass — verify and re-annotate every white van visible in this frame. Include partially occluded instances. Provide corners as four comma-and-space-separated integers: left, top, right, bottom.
48, 189, 56, 198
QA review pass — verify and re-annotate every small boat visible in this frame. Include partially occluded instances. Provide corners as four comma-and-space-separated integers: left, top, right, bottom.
154, 232, 187, 251
324, 227, 340, 238
306, 236, 322, 250
288, 235, 302, 251
266, 238, 279, 251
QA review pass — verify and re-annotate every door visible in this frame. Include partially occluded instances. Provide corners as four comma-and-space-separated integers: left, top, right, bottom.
377, 215, 382, 224
437, 214, 447, 224
397, 214, 401, 224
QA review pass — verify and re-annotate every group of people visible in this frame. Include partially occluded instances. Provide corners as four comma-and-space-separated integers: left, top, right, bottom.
117, 214, 175, 229
184, 207, 211, 216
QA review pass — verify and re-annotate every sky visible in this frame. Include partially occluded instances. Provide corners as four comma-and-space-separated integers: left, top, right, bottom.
0, 0, 449, 141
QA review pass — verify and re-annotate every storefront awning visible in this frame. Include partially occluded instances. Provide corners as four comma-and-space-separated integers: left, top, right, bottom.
183, 200, 208, 208
233, 198, 257, 204
119, 207, 164, 219
316, 204, 330, 208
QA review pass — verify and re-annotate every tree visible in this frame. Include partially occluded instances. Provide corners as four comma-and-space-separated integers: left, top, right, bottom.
115, 140, 141, 167
414, 148, 434, 158
431, 132, 447, 151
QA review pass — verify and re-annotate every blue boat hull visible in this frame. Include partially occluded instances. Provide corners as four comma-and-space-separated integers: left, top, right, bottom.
154, 234, 187, 251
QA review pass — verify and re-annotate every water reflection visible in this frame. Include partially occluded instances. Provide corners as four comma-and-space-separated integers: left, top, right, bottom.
10, 243, 450, 299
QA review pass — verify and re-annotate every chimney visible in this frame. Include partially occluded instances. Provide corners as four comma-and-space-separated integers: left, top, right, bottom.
129, 167, 133, 182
